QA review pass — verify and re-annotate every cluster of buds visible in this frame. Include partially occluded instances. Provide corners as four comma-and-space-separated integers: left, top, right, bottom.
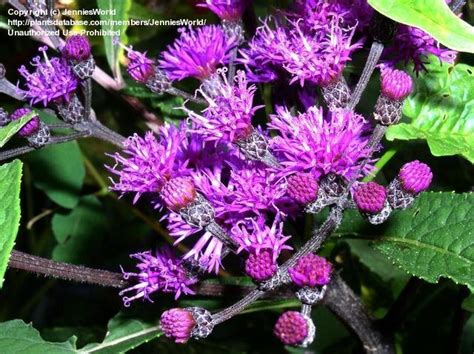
353, 161, 433, 224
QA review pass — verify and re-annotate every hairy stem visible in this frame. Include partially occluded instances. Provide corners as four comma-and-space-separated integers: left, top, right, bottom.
8, 250, 126, 288
321, 275, 394, 354
347, 42, 384, 111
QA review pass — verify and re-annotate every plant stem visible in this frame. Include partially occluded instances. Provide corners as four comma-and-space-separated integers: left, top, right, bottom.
8, 250, 126, 288
364, 148, 397, 182
347, 42, 384, 111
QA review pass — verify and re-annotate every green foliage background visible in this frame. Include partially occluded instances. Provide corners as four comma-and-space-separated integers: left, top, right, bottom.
0, 0, 473, 353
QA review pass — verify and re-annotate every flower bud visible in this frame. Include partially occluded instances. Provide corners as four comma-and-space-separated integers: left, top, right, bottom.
10, 108, 40, 137
288, 254, 332, 288
245, 250, 277, 282
398, 160, 433, 194
274, 311, 315, 347
62, 35, 92, 62
161, 177, 197, 211
354, 182, 387, 214
380, 67, 413, 101
161, 308, 196, 344
287, 173, 319, 206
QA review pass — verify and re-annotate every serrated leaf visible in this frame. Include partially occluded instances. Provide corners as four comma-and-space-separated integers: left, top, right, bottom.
80, 313, 162, 354
0, 160, 22, 288
372, 192, 474, 291
386, 58, 474, 162
97, 0, 132, 78
0, 112, 34, 148
25, 142, 85, 209
52, 196, 107, 264
0, 320, 77, 353
367, 0, 474, 53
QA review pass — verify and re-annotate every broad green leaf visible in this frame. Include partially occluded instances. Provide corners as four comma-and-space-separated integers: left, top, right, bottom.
0, 112, 34, 148
80, 313, 162, 353
97, 0, 132, 78
0, 160, 22, 288
25, 142, 85, 209
0, 320, 77, 353
367, 0, 474, 53
52, 196, 107, 264
373, 192, 474, 291
386, 58, 474, 163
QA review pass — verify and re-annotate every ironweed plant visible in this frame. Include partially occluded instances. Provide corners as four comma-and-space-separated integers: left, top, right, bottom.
0, 0, 473, 353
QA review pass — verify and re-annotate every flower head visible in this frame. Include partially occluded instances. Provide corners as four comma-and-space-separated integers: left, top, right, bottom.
384, 25, 457, 72
269, 106, 373, 181
161, 308, 196, 343
288, 253, 332, 287
18, 46, 79, 106
10, 108, 40, 137
198, 0, 249, 21
380, 67, 413, 101
353, 182, 387, 214
239, 16, 361, 86
159, 25, 238, 81
107, 124, 188, 204
62, 35, 91, 62
287, 172, 319, 206
186, 70, 262, 143
398, 160, 433, 194
119, 248, 198, 306
232, 214, 292, 261
274, 311, 314, 346
116, 41, 156, 83
245, 250, 277, 281
161, 177, 197, 211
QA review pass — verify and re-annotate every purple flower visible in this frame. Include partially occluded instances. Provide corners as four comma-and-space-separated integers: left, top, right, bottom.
288, 253, 333, 287
398, 160, 433, 194
117, 42, 156, 84
9, 108, 40, 137
107, 124, 188, 204
245, 250, 277, 281
166, 212, 226, 274
159, 25, 238, 81
198, 0, 249, 21
119, 247, 198, 305
186, 70, 262, 143
239, 17, 361, 86
231, 214, 292, 261
62, 35, 92, 62
160, 308, 196, 343
269, 106, 373, 181
18, 46, 79, 106
353, 182, 387, 214
384, 25, 457, 72
294, 0, 374, 32
274, 311, 312, 346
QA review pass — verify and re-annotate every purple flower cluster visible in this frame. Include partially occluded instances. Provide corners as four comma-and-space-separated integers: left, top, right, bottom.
159, 25, 238, 81
119, 248, 197, 305
269, 106, 373, 181
110, 0, 435, 315
18, 46, 79, 106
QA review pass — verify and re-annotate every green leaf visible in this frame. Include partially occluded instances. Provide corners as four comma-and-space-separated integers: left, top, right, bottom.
0, 320, 77, 353
386, 58, 474, 163
80, 313, 162, 353
367, 0, 474, 53
373, 192, 474, 291
25, 142, 85, 209
0, 112, 34, 148
97, 0, 132, 78
52, 196, 107, 264
0, 160, 22, 288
